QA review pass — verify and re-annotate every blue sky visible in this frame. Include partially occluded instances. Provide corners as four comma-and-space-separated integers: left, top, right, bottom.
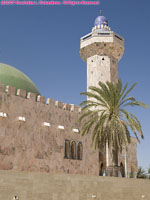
0, 0, 150, 170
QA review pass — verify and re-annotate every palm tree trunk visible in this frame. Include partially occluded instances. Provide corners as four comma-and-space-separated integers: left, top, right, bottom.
124, 149, 128, 178
106, 142, 109, 167
106, 142, 109, 176
112, 149, 119, 177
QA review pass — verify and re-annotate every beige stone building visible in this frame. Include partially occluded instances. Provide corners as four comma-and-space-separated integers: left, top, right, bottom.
0, 11, 137, 181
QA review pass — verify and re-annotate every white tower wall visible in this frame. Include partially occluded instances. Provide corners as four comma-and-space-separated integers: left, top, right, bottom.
80, 30, 124, 90
87, 55, 118, 90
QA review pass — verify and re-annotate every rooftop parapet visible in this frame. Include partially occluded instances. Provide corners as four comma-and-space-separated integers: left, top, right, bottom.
0, 83, 81, 114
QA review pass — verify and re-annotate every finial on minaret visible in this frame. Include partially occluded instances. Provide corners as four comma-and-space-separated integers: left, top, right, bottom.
100, 10, 102, 16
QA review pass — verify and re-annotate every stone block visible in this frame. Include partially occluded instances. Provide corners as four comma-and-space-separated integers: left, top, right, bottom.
70, 104, 80, 112
17, 89, 27, 98
46, 98, 55, 106
5, 85, 16, 95
27, 92, 36, 101
55, 101, 63, 109
37, 95, 45, 104
63, 103, 71, 111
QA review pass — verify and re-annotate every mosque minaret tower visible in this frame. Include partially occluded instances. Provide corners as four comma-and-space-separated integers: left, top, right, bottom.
80, 11, 126, 175
80, 11, 124, 90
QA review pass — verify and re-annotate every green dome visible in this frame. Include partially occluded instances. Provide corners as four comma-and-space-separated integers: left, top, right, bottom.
0, 63, 40, 95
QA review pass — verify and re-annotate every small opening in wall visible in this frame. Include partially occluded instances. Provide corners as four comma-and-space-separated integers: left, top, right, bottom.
91, 60, 93, 62
102, 58, 105, 61
120, 162, 125, 177
77, 142, 83, 160
13, 196, 19, 200
91, 71, 93, 74
99, 163, 104, 176
71, 141, 76, 159
64, 140, 70, 159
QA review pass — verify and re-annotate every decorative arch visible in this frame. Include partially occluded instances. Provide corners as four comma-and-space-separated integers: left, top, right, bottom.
64, 140, 70, 159
120, 162, 125, 177
71, 141, 76, 159
77, 142, 83, 160
99, 162, 104, 176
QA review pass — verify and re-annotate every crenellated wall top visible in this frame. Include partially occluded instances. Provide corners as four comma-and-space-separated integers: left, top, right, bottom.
0, 83, 81, 114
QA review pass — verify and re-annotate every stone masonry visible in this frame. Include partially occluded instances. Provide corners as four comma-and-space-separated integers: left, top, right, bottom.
80, 29, 124, 89
0, 84, 99, 175
0, 83, 137, 176
0, 170, 150, 200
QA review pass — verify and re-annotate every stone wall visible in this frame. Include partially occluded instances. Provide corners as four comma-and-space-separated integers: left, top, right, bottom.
0, 170, 150, 200
0, 83, 138, 176
0, 84, 99, 175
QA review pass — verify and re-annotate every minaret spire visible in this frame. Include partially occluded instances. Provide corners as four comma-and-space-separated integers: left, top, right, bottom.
100, 10, 102, 16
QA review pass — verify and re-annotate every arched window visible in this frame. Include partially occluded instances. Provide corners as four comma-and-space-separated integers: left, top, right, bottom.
99, 163, 104, 176
77, 142, 83, 160
120, 162, 125, 177
64, 140, 70, 159
71, 141, 76, 159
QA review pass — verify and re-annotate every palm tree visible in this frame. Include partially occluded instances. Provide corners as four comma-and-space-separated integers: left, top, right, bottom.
79, 80, 148, 176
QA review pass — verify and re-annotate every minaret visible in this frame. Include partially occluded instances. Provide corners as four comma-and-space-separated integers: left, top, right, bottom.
80, 11, 125, 176
80, 11, 124, 91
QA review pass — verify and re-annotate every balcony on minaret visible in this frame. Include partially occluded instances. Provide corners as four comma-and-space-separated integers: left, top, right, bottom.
80, 13, 124, 63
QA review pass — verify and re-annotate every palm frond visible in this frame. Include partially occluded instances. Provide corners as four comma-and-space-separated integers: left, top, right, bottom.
79, 79, 148, 157
121, 82, 137, 102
